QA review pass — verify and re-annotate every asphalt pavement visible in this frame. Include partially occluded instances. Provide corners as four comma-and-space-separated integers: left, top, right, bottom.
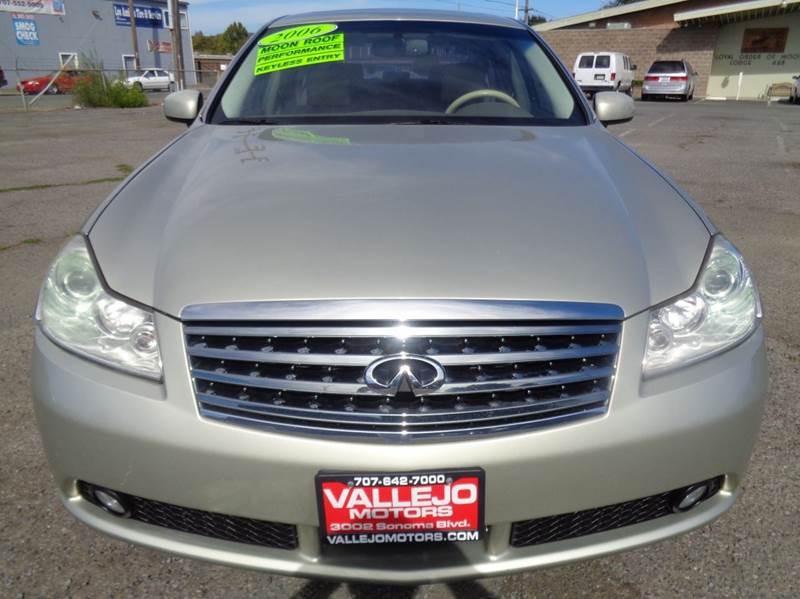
0, 99, 798, 598
0, 90, 171, 112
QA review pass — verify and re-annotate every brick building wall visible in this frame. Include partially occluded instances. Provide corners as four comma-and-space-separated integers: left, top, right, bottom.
540, 26, 720, 96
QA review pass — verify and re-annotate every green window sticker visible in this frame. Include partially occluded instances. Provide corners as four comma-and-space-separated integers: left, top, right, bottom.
258, 23, 338, 46
255, 23, 344, 75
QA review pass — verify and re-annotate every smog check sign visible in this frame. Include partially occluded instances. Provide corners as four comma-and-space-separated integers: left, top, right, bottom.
12, 14, 39, 46
254, 23, 344, 75
316, 469, 485, 545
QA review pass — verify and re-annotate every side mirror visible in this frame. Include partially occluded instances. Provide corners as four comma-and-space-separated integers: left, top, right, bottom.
164, 89, 203, 126
594, 91, 635, 126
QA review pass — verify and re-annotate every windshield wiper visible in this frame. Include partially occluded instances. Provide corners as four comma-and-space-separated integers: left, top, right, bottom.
219, 117, 281, 125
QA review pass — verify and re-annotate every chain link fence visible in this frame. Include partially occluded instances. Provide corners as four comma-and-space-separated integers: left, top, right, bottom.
1, 65, 223, 111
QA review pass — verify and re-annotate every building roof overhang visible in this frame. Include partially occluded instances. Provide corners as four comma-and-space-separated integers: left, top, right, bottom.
674, 0, 800, 25
534, 0, 689, 31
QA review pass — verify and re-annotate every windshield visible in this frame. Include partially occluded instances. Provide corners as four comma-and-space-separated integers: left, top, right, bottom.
212, 20, 584, 126
649, 61, 685, 74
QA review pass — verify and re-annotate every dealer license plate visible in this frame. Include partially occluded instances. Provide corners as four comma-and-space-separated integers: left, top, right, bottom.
316, 469, 485, 545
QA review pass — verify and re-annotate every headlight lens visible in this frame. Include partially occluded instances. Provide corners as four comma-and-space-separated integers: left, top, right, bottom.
36, 236, 162, 379
643, 236, 761, 376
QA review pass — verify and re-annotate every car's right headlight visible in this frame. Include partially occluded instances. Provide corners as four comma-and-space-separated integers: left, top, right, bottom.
643, 235, 762, 377
35, 236, 162, 380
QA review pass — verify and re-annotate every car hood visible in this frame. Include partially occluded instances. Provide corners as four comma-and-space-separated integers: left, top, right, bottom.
88, 124, 710, 318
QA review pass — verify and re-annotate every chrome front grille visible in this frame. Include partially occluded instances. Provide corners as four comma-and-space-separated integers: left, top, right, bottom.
183, 301, 622, 440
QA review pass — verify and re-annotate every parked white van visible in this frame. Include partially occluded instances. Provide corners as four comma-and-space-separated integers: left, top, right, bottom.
573, 52, 636, 96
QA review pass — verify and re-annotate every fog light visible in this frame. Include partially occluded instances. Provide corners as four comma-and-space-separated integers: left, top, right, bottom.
92, 487, 130, 517
672, 483, 710, 512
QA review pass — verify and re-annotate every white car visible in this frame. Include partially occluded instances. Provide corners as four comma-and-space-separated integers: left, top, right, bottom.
125, 69, 175, 92
573, 52, 636, 96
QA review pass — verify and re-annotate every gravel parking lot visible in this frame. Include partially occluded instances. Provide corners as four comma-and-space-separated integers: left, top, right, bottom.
1, 100, 798, 598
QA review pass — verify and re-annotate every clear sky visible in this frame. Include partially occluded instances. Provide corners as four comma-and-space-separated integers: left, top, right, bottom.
189, 0, 604, 34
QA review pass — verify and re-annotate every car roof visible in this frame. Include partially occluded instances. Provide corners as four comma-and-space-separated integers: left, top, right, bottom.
269, 8, 525, 31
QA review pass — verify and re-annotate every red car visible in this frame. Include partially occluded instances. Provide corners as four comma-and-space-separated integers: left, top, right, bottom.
17, 70, 87, 94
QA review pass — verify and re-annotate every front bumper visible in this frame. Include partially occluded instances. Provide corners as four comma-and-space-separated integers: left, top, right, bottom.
31, 312, 767, 583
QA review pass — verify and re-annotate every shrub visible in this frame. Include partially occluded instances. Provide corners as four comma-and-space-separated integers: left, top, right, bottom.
72, 71, 149, 108
107, 81, 149, 108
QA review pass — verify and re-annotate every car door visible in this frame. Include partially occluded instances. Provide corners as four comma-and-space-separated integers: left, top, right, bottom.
593, 54, 613, 87
621, 56, 629, 90
573, 54, 596, 88
624, 55, 634, 90
141, 70, 156, 90
152, 70, 169, 90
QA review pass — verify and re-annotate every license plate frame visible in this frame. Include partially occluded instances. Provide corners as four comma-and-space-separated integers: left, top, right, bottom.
594, 73, 606, 80
316, 468, 485, 545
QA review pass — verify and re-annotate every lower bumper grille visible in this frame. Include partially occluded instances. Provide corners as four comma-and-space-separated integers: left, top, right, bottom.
78, 481, 298, 550
510, 477, 724, 548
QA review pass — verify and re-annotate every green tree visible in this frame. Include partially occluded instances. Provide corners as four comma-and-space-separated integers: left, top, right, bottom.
527, 14, 547, 26
221, 22, 250, 54
192, 23, 250, 55
602, 0, 642, 7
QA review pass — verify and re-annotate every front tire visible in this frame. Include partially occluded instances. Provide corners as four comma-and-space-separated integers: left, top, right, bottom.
134, 82, 144, 92
641, 94, 649, 102
46, 85, 59, 95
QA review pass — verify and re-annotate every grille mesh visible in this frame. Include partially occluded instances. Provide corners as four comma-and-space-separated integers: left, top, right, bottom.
78, 481, 298, 550
510, 477, 724, 547
185, 319, 621, 438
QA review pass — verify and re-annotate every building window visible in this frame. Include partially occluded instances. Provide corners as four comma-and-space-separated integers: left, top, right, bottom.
164, 9, 188, 30
58, 52, 78, 68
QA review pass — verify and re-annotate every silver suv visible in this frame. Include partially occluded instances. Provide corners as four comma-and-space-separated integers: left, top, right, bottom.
32, 10, 766, 583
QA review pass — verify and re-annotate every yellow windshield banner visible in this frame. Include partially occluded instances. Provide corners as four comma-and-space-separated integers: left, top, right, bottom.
255, 24, 344, 75
258, 23, 338, 46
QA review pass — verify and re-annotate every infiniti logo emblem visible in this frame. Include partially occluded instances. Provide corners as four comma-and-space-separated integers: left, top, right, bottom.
364, 354, 446, 397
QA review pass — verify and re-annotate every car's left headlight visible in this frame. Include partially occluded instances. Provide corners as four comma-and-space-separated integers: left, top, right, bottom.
643, 235, 762, 377
35, 236, 162, 380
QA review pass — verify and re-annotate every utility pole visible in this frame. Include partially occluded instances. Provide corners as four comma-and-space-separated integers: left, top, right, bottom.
523, 0, 530, 25
514, 0, 519, 20
170, 0, 185, 89
127, 0, 139, 70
